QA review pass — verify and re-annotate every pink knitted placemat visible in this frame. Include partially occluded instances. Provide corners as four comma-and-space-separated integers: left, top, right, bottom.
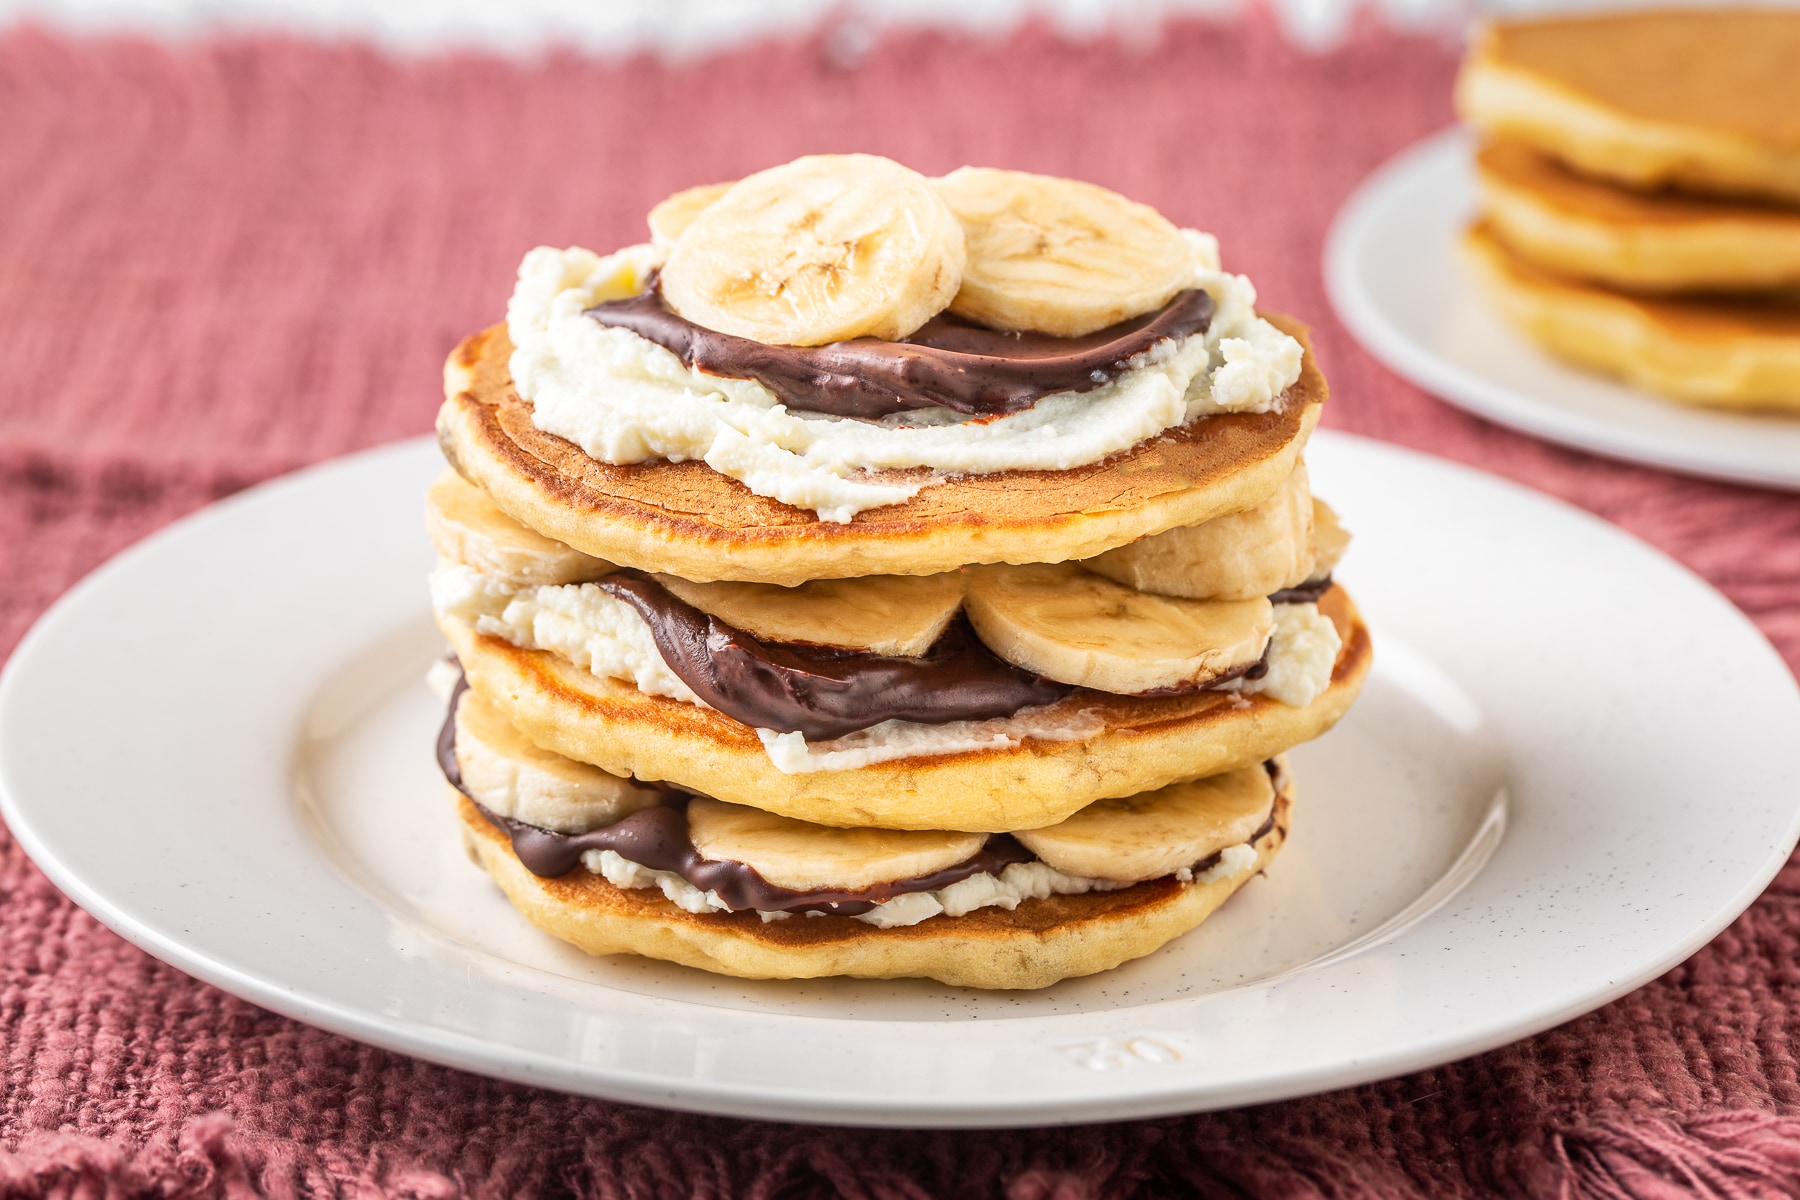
3, 14, 1800, 1199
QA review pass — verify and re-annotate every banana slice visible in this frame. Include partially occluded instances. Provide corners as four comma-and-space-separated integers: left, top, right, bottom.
934, 167, 1198, 337
647, 181, 734, 251
686, 797, 984, 892
1085, 465, 1316, 600
455, 689, 664, 834
426, 471, 614, 588
655, 572, 963, 656
963, 563, 1271, 694
1311, 498, 1351, 578
659, 154, 965, 347
1014, 766, 1274, 883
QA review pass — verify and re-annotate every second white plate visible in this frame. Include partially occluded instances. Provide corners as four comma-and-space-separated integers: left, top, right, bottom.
1326, 127, 1800, 491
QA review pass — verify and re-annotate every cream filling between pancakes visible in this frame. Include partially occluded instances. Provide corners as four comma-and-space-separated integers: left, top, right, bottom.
430, 562, 1338, 769
506, 236, 1304, 523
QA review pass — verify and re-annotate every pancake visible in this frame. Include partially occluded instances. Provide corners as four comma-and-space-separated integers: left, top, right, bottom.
436, 317, 1324, 586
439, 583, 1368, 832
1476, 139, 1800, 295
1456, 10, 1800, 205
1462, 220, 1800, 413
456, 783, 1291, 990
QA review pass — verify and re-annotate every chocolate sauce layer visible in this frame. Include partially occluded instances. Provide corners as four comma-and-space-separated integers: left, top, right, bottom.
1268, 575, 1333, 605
598, 571, 1071, 741
585, 283, 1214, 420
488, 800, 1035, 915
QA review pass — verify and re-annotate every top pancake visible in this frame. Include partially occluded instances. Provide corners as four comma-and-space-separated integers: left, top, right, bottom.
1458, 10, 1800, 204
437, 319, 1324, 585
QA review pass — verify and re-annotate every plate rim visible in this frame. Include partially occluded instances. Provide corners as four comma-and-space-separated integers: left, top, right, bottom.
1324, 125, 1800, 493
2, 433, 1798, 1127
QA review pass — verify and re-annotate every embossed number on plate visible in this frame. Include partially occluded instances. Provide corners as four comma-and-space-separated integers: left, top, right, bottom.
1057, 1034, 1187, 1071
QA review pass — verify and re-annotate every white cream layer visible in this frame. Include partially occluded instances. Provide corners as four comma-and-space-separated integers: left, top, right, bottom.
582, 841, 1259, 928
431, 563, 1337, 769
1230, 602, 1343, 709
507, 234, 1304, 523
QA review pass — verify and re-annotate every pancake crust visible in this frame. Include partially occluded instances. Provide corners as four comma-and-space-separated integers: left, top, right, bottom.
1457, 11, 1800, 203
1462, 220, 1800, 413
441, 584, 1369, 832
1477, 140, 1800, 294
436, 318, 1324, 585
457, 785, 1291, 990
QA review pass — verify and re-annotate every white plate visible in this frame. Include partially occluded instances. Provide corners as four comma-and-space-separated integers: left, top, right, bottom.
1, 433, 1797, 1127
1326, 127, 1800, 491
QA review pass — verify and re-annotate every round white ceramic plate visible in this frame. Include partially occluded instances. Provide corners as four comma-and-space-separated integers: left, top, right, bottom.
2, 432, 1797, 1127
1326, 127, 1800, 491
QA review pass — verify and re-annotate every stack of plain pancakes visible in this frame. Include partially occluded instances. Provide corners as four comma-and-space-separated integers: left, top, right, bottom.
1458, 9, 1800, 413
427, 155, 1372, 989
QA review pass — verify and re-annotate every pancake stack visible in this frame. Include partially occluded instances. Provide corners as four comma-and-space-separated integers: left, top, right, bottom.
1457, 9, 1800, 413
427, 154, 1372, 989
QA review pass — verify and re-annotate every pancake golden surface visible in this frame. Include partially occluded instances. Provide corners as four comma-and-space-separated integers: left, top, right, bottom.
1476, 140, 1800, 294
1457, 10, 1800, 203
441, 584, 1368, 833
437, 318, 1324, 585
456, 786, 1290, 990
1462, 220, 1800, 412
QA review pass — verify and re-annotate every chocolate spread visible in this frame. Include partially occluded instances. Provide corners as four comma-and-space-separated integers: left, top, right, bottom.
584, 282, 1214, 420
1268, 575, 1332, 605
489, 799, 1034, 916
596, 571, 1071, 741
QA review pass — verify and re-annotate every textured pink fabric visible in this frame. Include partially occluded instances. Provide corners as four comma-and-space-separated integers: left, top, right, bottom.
2, 14, 1799, 1199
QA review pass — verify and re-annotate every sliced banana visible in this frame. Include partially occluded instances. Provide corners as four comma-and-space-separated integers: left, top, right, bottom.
655, 572, 963, 656
963, 563, 1271, 694
1085, 465, 1316, 601
455, 689, 665, 834
647, 181, 734, 251
1310, 498, 1351, 579
659, 154, 965, 347
686, 797, 985, 892
426, 471, 614, 588
934, 167, 1198, 337
1014, 766, 1274, 883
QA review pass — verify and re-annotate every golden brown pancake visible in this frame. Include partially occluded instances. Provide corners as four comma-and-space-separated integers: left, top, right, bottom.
1457, 10, 1800, 204
440, 584, 1368, 833
457, 783, 1291, 990
1462, 219, 1800, 413
436, 318, 1324, 586
1476, 139, 1800, 295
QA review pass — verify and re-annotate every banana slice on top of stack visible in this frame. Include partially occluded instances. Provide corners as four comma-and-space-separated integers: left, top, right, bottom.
429, 153, 1370, 989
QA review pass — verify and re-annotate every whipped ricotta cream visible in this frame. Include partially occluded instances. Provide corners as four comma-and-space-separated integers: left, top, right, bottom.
755, 702, 1109, 773
1230, 602, 1341, 708
431, 563, 703, 705
507, 231, 1304, 522
581, 842, 1259, 929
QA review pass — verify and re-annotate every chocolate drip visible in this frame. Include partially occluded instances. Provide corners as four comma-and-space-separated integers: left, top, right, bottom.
585, 283, 1214, 420
1268, 575, 1333, 605
597, 571, 1072, 741
436, 666, 469, 790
